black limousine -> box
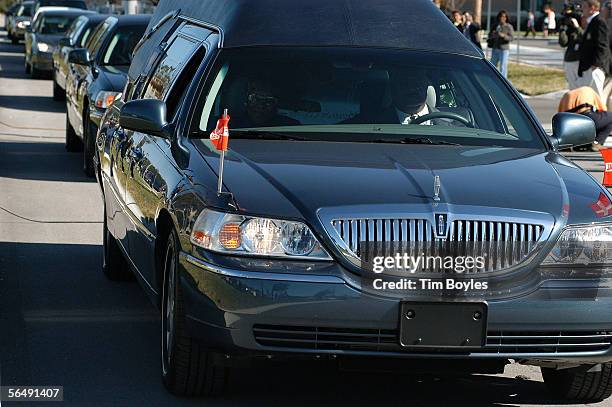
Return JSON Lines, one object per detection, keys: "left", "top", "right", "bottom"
{"left": 94, "top": 0, "right": 612, "bottom": 400}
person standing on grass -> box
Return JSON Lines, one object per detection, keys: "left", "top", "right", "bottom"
{"left": 525, "top": 11, "right": 537, "bottom": 37}
{"left": 559, "top": 3, "right": 584, "bottom": 89}
{"left": 463, "top": 12, "right": 482, "bottom": 49}
{"left": 577, "top": 0, "right": 610, "bottom": 101}
{"left": 488, "top": 10, "right": 514, "bottom": 77}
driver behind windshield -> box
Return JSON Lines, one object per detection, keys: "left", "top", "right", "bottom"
{"left": 231, "top": 78, "right": 300, "bottom": 128}
{"left": 344, "top": 67, "right": 447, "bottom": 125}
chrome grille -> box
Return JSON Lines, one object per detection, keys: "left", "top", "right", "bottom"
{"left": 330, "top": 218, "right": 544, "bottom": 272}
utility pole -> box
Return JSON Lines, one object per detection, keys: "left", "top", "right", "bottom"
{"left": 123, "top": 0, "right": 140, "bottom": 14}
{"left": 516, "top": 0, "right": 521, "bottom": 63}
{"left": 474, "top": 0, "right": 483, "bottom": 24}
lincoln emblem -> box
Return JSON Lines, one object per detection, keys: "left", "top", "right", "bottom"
{"left": 433, "top": 175, "right": 441, "bottom": 201}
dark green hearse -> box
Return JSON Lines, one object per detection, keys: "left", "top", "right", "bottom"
{"left": 94, "top": 0, "right": 612, "bottom": 400}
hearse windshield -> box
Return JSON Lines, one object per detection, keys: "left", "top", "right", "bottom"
{"left": 197, "top": 48, "right": 546, "bottom": 149}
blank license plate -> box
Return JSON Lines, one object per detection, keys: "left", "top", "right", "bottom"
{"left": 400, "top": 302, "right": 487, "bottom": 348}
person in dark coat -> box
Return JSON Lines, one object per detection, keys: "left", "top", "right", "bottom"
{"left": 463, "top": 12, "right": 482, "bottom": 49}
{"left": 559, "top": 3, "right": 584, "bottom": 89}
{"left": 577, "top": 0, "right": 610, "bottom": 100}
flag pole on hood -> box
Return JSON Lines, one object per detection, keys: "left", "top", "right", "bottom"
{"left": 209, "top": 109, "right": 230, "bottom": 195}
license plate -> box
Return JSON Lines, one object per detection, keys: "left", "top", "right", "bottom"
{"left": 399, "top": 302, "right": 487, "bottom": 348}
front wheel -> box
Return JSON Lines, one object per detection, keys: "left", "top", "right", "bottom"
{"left": 65, "top": 114, "right": 82, "bottom": 152}
{"left": 161, "top": 230, "right": 228, "bottom": 396}
{"left": 83, "top": 111, "right": 96, "bottom": 177}
{"left": 102, "top": 208, "right": 132, "bottom": 281}
{"left": 53, "top": 76, "right": 64, "bottom": 101}
{"left": 542, "top": 364, "right": 612, "bottom": 401}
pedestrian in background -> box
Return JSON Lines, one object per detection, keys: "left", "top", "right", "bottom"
{"left": 559, "top": 86, "right": 611, "bottom": 150}
{"left": 451, "top": 9, "right": 464, "bottom": 32}
{"left": 488, "top": 10, "right": 514, "bottom": 77}
{"left": 463, "top": 12, "right": 482, "bottom": 49}
{"left": 600, "top": 1, "right": 612, "bottom": 74}
{"left": 577, "top": 0, "right": 610, "bottom": 100}
{"left": 544, "top": 5, "right": 557, "bottom": 37}
{"left": 525, "top": 11, "right": 537, "bottom": 37}
{"left": 559, "top": 3, "right": 584, "bottom": 89}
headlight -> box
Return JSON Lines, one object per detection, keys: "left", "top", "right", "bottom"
{"left": 95, "top": 91, "right": 120, "bottom": 109}
{"left": 542, "top": 224, "right": 612, "bottom": 266}
{"left": 37, "top": 42, "right": 50, "bottom": 52}
{"left": 17, "top": 21, "right": 29, "bottom": 29}
{"left": 190, "top": 209, "right": 332, "bottom": 260}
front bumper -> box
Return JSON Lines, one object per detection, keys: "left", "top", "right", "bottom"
{"left": 31, "top": 53, "right": 54, "bottom": 72}
{"left": 179, "top": 252, "right": 612, "bottom": 366}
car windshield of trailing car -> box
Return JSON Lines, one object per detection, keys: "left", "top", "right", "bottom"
{"left": 18, "top": 4, "right": 33, "bottom": 17}
{"left": 100, "top": 25, "right": 146, "bottom": 66}
{"left": 38, "top": 15, "right": 78, "bottom": 35}
{"left": 40, "top": 1, "right": 86, "bottom": 9}
{"left": 196, "top": 48, "right": 546, "bottom": 149}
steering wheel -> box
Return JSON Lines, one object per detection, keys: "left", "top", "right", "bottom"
{"left": 410, "top": 111, "right": 472, "bottom": 127}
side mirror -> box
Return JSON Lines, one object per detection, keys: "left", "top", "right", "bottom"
{"left": 551, "top": 112, "right": 596, "bottom": 149}
{"left": 68, "top": 48, "right": 90, "bottom": 65}
{"left": 59, "top": 37, "right": 72, "bottom": 48}
{"left": 120, "top": 99, "right": 170, "bottom": 138}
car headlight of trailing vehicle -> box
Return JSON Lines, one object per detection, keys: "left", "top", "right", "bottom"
{"left": 37, "top": 42, "right": 50, "bottom": 52}
{"left": 542, "top": 224, "right": 612, "bottom": 266}
{"left": 17, "top": 21, "right": 30, "bottom": 29}
{"left": 190, "top": 208, "right": 332, "bottom": 260}
{"left": 95, "top": 91, "right": 120, "bottom": 109}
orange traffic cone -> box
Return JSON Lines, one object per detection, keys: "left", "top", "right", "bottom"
{"left": 602, "top": 148, "right": 612, "bottom": 187}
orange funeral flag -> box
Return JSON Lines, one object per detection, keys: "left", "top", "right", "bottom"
{"left": 210, "top": 113, "right": 230, "bottom": 151}
{"left": 601, "top": 148, "right": 612, "bottom": 187}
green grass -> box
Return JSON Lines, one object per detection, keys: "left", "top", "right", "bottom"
{"left": 507, "top": 62, "right": 567, "bottom": 96}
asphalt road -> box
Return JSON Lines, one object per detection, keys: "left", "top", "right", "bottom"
{"left": 0, "top": 21, "right": 608, "bottom": 407}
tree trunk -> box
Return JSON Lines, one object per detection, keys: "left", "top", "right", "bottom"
{"left": 474, "top": 0, "right": 483, "bottom": 24}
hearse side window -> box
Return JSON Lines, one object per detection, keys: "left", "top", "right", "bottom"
{"left": 194, "top": 47, "right": 545, "bottom": 149}
{"left": 164, "top": 46, "right": 207, "bottom": 121}
{"left": 86, "top": 22, "right": 110, "bottom": 58}
{"left": 142, "top": 36, "right": 199, "bottom": 101}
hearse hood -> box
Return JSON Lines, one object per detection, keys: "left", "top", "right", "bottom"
{"left": 194, "top": 140, "right": 609, "bottom": 228}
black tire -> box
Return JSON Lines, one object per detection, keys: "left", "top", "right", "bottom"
{"left": 53, "top": 78, "right": 64, "bottom": 101}
{"left": 161, "top": 229, "right": 228, "bottom": 397}
{"left": 11, "top": 36, "right": 19, "bottom": 45}
{"left": 83, "top": 110, "right": 96, "bottom": 177}
{"left": 102, "top": 208, "right": 132, "bottom": 281}
{"left": 542, "top": 364, "right": 612, "bottom": 402}
{"left": 31, "top": 66, "right": 44, "bottom": 79}
{"left": 65, "top": 114, "right": 82, "bottom": 152}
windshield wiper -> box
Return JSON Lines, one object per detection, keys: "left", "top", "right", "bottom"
{"left": 371, "top": 137, "right": 462, "bottom": 146}
{"left": 231, "top": 130, "right": 311, "bottom": 141}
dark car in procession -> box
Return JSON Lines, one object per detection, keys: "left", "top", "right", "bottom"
{"left": 33, "top": 0, "right": 87, "bottom": 12}
{"left": 24, "top": 7, "right": 93, "bottom": 78}
{"left": 52, "top": 13, "right": 107, "bottom": 100}
{"left": 7, "top": 1, "right": 33, "bottom": 44}
{"left": 65, "top": 14, "right": 150, "bottom": 176}
{"left": 96, "top": 0, "right": 612, "bottom": 401}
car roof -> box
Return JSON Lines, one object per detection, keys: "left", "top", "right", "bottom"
{"left": 148, "top": 0, "right": 481, "bottom": 57}
{"left": 111, "top": 14, "right": 152, "bottom": 26}
{"left": 34, "top": 6, "right": 93, "bottom": 21}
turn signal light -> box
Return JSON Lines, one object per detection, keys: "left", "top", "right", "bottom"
{"left": 219, "top": 222, "right": 241, "bottom": 250}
